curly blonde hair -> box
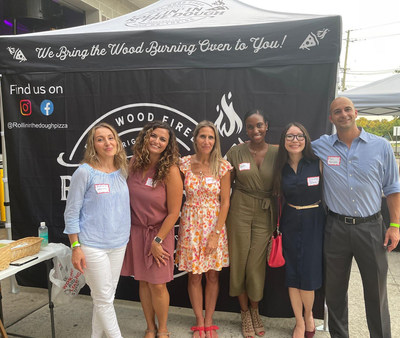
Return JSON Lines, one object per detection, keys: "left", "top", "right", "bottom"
{"left": 82, "top": 122, "right": 128, "bottom": 177}
{"left": 193, "top": 120, "right": 223, "bottom": 178}
{"left": 131, "top": 121, "right": 180, "bottom": 186}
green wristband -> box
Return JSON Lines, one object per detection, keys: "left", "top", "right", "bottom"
{"left": 389, "top": 223, "right": 400, "bottom": 228}
{"left": 71, "top": 240, "right": 80, "bottom": 248}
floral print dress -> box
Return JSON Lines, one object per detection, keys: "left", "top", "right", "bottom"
{"left": 175, "top": 155, "right": 232, "bottom": 274}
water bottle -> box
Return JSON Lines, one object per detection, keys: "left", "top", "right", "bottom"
{"left": 38, "top": 222, "right": 48, "bottom": 247}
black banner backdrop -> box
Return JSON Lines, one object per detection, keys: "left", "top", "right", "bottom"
{"left": 0, "top": 0, "right": 341, "bottom": 319}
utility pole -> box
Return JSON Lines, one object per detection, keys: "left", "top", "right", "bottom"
{"left": 341, "top": 30, "right": 351, "bottom": 91}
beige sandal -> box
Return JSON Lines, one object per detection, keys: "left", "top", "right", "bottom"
{"left": 156, "top": 331, "right": 170, "bottom": 337}
{"left": 250, "top": 307, "right": 265, "bottom": 337}
{"left": 145, "top": 328, "right": 157, "bottom": 338}
{"left": 241, "top": 310, "right": 255, "bottom": 338}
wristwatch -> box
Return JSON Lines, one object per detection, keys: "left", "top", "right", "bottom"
{"left": 214, "top": 229, "right": 221, "bottom": 235}
{"left": 154, "top": 236, "right": 163, "bottom": 244}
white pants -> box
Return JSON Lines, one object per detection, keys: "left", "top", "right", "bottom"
{"left": 81, "top": 244, "right": 126, "bottom": 338}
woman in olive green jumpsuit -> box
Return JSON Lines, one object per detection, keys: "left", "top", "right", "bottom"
{"left": 226, "top": 109, "right": 278, "bottom": 338}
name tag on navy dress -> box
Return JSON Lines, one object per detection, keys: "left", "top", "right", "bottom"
{"left": 307, "top": 176, "right": 320, "bottom": 186}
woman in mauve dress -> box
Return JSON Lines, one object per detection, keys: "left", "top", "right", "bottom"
{"left": 121, "top": 121, "right": 183, "bottom": 338}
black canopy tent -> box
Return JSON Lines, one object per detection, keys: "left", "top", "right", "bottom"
{"left": 0, "top": 0, "right": 341, "bottom": 317}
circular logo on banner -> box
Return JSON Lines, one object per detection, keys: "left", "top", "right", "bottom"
{"left": 125, "top": 0, "right": 229, "bottom": 27}
{"left": 40, "top": 99, "right": 54, "bottom": 116}
{"left": 57, "top": 103, "right": 198, "bottom": 168}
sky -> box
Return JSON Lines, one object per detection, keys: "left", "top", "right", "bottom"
{"left": 240, "top": 0, "right": 400, "bottom": 91}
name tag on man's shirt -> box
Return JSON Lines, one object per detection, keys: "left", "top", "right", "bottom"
{"left": 95, "top": 184, "right": 110, "bottom": 194}
{"left": 327, "top": 156, "right": 341, "bottom": 166}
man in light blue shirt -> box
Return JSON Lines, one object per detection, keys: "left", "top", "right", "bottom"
{"left": 312, "top": 97, "right": 400, "bottom": 338}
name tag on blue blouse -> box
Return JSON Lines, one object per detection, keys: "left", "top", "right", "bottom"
{"left": 327, "top": 156, "right": 341, "bottom": 166}
{"left": 145, "top": 178, "right": 154, "bottom": 187}
{"left": 307, "top": 176, "right": 320, "bottom": 186}
{"left": 239, "top": 162, "right": 250, "bottom": 171}
{"left": 95, "top": 184, "right": 110, "bottom": 194}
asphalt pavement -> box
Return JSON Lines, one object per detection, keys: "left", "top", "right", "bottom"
{"left": 0, "top": 249, "right": 399, "bottom": 337}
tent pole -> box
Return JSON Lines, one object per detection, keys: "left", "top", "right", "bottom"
{"left": 0, "top": 75, "right": 12, "bottom": 240}
{"left": 0, "top": 75, "right": 20, "bottom": 294}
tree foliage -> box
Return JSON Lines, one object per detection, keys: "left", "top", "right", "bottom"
{"left": 357, "top": 117, "right": 400, "bottom": 140}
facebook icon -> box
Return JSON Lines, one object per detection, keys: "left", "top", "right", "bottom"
{"left": 40, "top": 99, "right": 54, "bottom": 116}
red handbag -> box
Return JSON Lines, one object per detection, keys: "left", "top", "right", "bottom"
{"left": 267, "top": 197, "right": 285, "bottom": 268}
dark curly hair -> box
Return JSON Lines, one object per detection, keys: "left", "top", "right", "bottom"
{"left": 131, "top": 121, "right": 180, "bottom": 186}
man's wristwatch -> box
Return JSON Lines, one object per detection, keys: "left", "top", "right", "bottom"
{"left": 154, "top": 236, "right": 163, "bottom": 244}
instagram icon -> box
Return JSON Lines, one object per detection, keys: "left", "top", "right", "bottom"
{"left": 20, "top": 99, "right": 32, "bottom": 116}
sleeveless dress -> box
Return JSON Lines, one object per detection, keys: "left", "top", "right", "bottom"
{"left": 121, "top": 167, "right": 174, "bottom": 284}
{"left": 175, "top": 155, "right": 232, "bottom": 274}
{"left": 281, "top": 158, "right": 325, "bottom": 290}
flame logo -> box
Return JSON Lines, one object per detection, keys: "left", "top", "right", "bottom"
{"left": 214, "top": 92, "right": 242, "bottom": 137}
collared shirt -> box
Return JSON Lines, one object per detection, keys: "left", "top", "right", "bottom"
{"left": 312, "top": 128, "right": 400, "bottom": 217}
{"left": 64, "top": 163, "right": 130, "bottom": 249}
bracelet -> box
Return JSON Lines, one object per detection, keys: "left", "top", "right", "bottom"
{"left": 71, "top": 240, "right": 81, "bottom": 248}
{"left": 214, "top": 229, "right": 221, "bottom": 235}
{"left": 390, "top": 223, "right": 400, "bottom": 228}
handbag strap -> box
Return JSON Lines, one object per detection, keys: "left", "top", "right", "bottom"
{"left": 276, "top": 196, "right": 282, "bottom": 233}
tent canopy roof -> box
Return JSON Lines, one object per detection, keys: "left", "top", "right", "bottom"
{"left": 3, "top": 0, "right": 332, "bottom": 36}
{"left": 340, "top": 74, "right": 400, "bottom": 116}
{"left": 0, "top": 0, "right": 341, "bottom": 73}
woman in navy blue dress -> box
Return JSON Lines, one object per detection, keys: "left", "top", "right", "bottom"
{"left": 273, "top": 122, "right": 325, "bottom": 338}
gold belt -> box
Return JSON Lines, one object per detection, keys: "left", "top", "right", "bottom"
{"left": 287, "top": 200, "right": 321, "bottom": 210}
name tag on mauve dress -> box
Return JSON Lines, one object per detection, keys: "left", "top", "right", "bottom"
{"left": 145, "top": 178, "right": 154, "bottom": 187}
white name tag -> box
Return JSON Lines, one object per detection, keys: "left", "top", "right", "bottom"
{"left": 206, "top": 177, "right": 216, "bottom": 184}
{"left": 95, "top": 184, "right": 110, "bottom": 194}
{"left": 327, "top": 156, "right": 341, "bottom": 166}
{"left": 239, "top": 162, "right": 250, "bottom": 171}
{"left": 145, "top": 178, "right": 154, "bottom": 187}
{"left": 307, "top": 176, "right": 320, "bottom": 186}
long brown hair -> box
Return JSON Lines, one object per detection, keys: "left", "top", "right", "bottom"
{"left": 193, "top": 120, "right": 223, "bottom": 178}
{"left": 82, "top": 122, "right": 128, "bottom": 177}
{"left": 131, "top": 121, "right": 179, "bottom": 186}
{"left": 272, "top": 122, "right": 318, "bottom": 195}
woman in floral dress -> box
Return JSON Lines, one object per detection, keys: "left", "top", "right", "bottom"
{"left": 176, "top": 120, "right": 232, "bottom": 338}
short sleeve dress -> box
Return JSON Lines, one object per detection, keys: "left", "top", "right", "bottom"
{"left": 175, "top": 155, "right": 232, "bottom": 274}
{"left": 281, "top": 158, "right": 325, "bottom": 291}
{"left": 121, "top": 166, "right": 175, "bottom": 284}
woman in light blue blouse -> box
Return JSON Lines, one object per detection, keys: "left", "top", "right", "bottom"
{"left": 64, "top": 122, "right": 130, "bottom": 338}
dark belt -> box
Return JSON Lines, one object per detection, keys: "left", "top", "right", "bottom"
{"left": 328, "top": 210, "right": 381, "bottom": 225}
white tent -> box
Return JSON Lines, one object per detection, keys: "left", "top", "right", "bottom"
{"left": 339, "top": 74, "right": 400, "bottom": 116}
